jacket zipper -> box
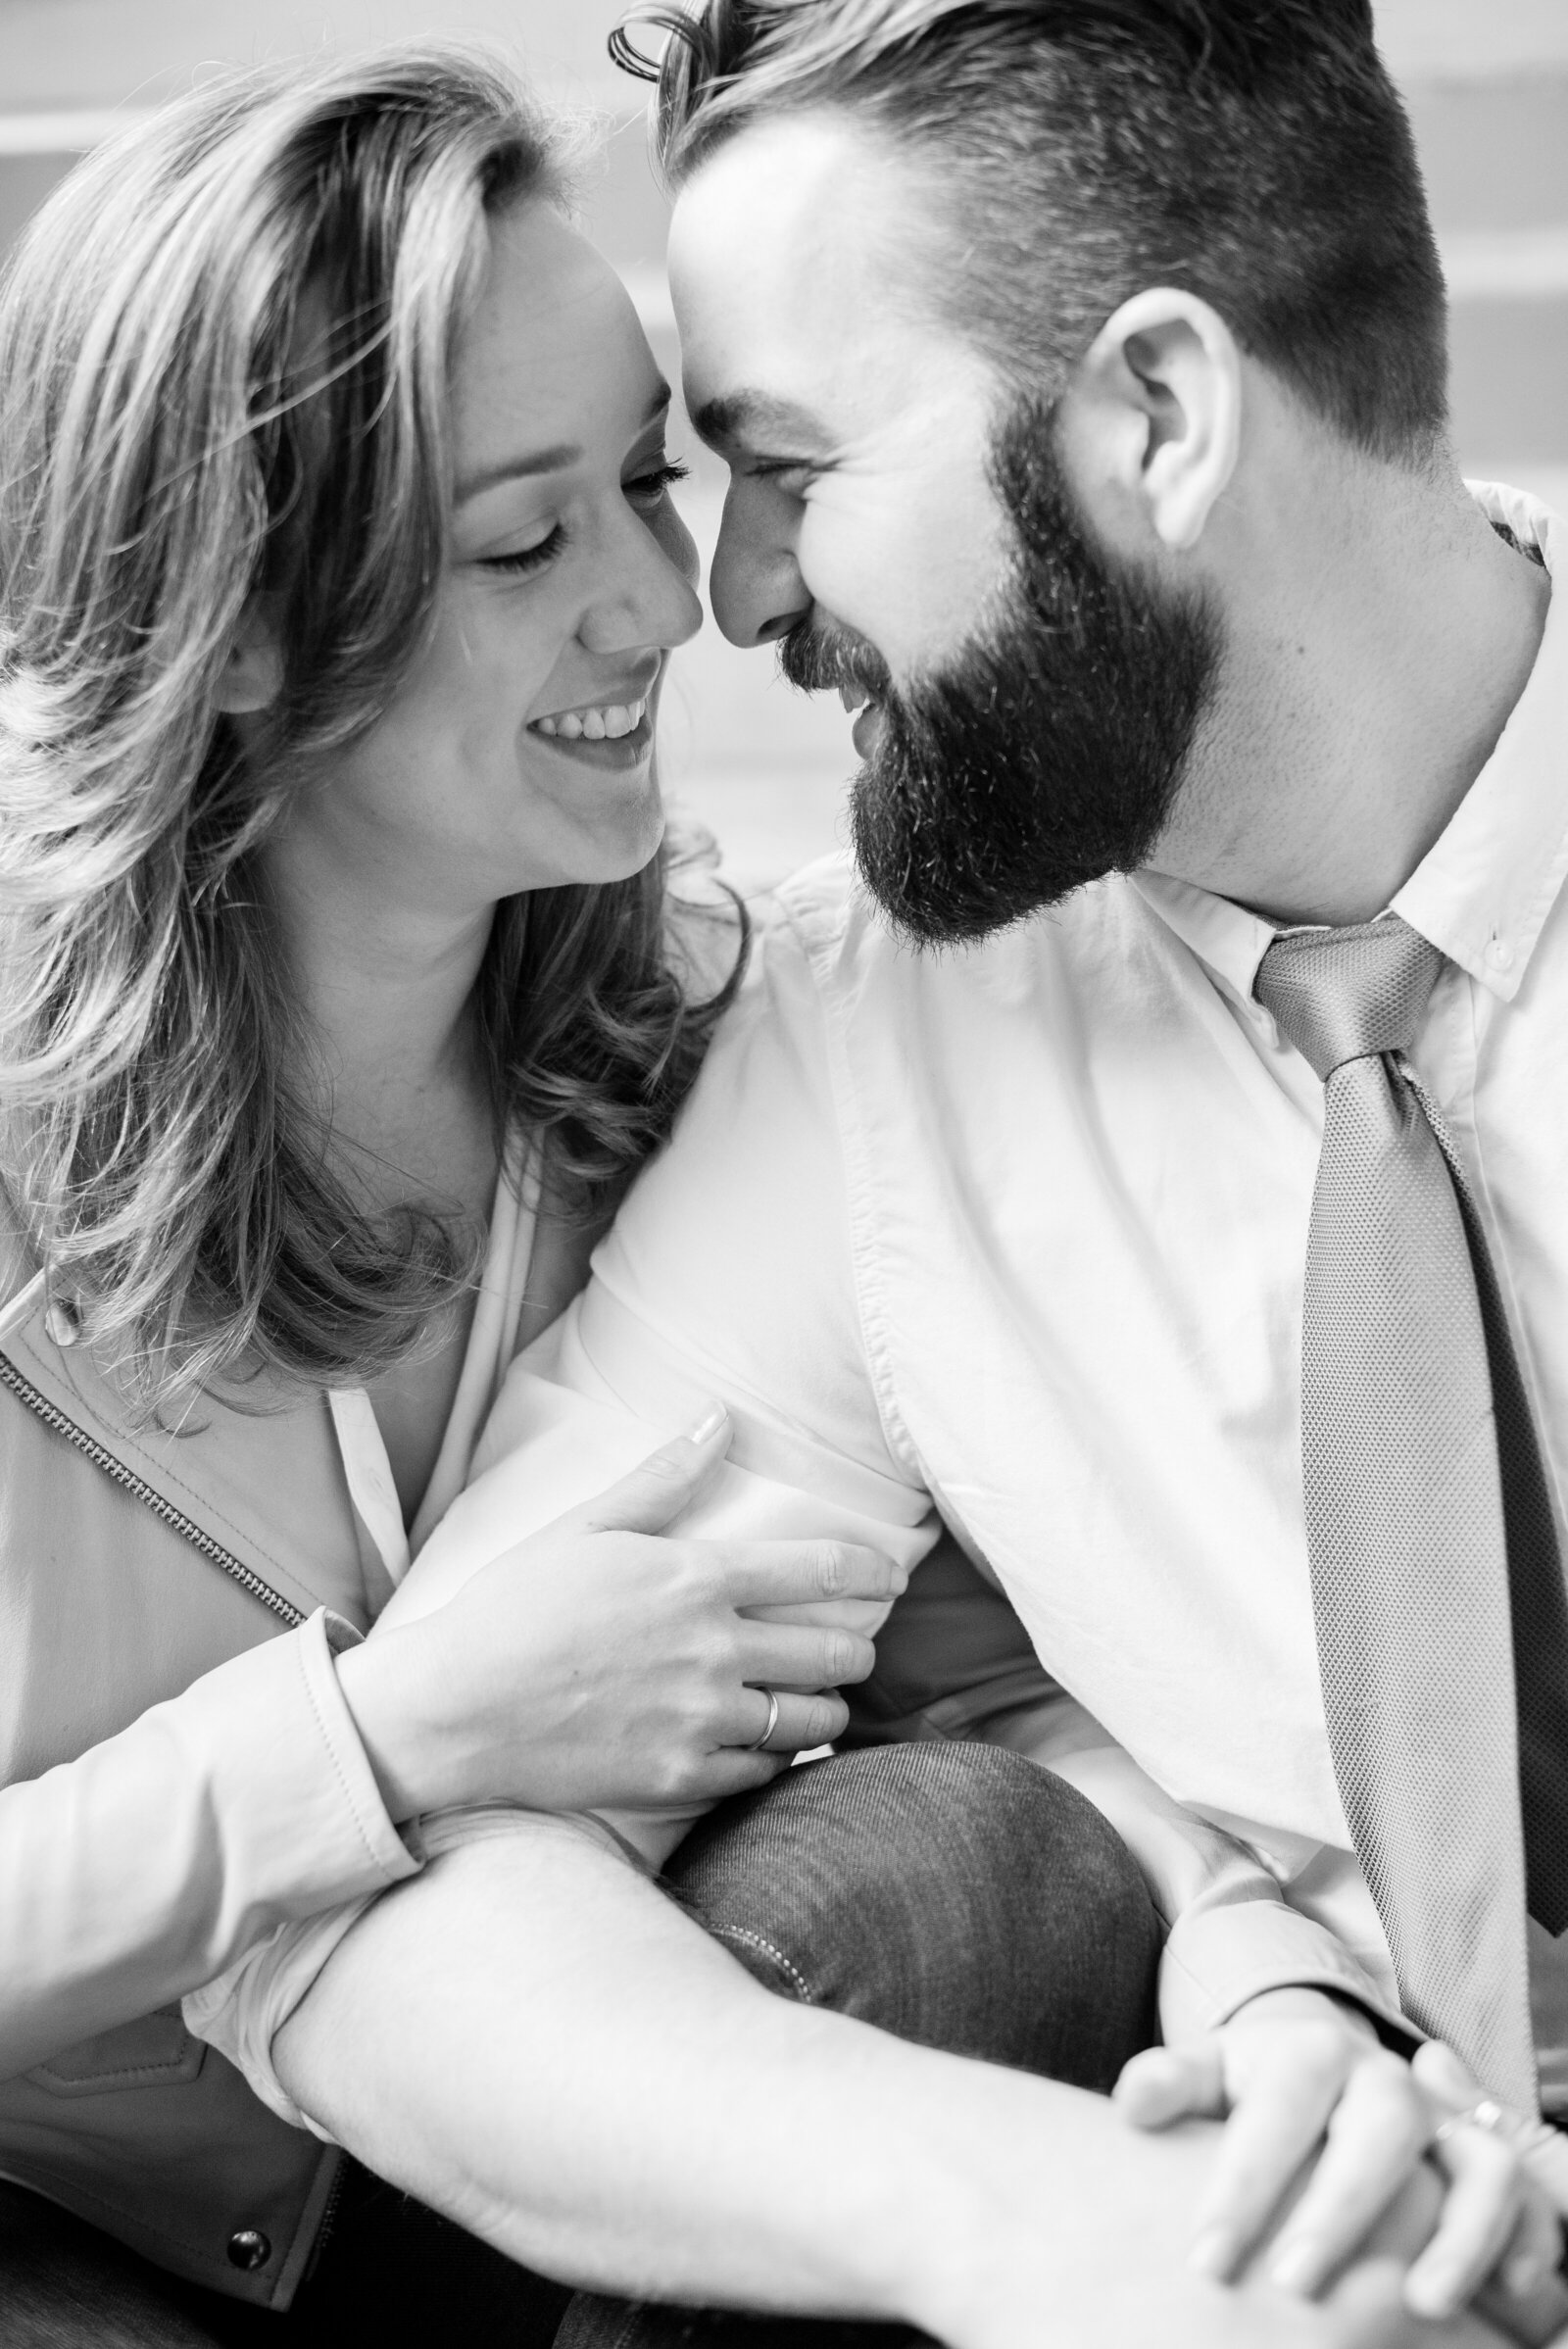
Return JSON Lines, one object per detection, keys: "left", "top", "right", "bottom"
{"left": 0, "top": 1350, "right": 304, "bottom": 1626}
{"left": 307, "top": 2152, "right": 352, "bottom": 2275}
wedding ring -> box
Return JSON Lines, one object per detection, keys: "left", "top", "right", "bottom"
{"left": 1434, "top": 2096, "right": 1528, "bottom": 2146}
{"left": 747, "top": 1688, "right": 781, "bottom": 1752}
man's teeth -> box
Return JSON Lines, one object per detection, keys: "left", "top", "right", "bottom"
{"left": 838, "top": 684, "right": 874, "bottom": 714}
{"left": 535, "top": 697, "right": 647, "bottom": 742}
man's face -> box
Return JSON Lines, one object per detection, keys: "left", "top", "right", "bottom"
{"left": 668, "top": 112, "right": 1220, "bottom": 942}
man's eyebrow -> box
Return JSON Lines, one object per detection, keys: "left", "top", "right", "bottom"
{"left": 691, "top": 389, "right": 829, "bottom": 455}
{"left": 456, "top": 385, "right": 672, "bottom": 503}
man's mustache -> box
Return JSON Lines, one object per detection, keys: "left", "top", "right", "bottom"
{"left": 779, "top": 615, "right": 893, "bottom": 707}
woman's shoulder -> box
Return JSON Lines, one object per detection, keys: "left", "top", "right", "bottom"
{"left": 664, "top": 867, "right": 752, "bottom": 1005}
{"left": 0, "top": 1180, "right": 39, "bottom": 1312}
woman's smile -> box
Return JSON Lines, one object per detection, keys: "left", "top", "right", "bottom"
{"left": 530, "top": 682, "right": 656, "bottom": 769}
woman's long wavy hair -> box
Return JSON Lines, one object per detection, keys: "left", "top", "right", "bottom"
{"left": 0, "top": 45, "right": 741, "bottom": 1410}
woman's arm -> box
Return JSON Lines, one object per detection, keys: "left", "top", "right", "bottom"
{"left": 0, "top": 1611, "right": 416, "bottom": 2080}
{"left": 6, "top": 1416, "right": 900, "bottom": 2082}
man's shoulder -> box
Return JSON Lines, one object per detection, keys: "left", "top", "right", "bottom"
{"left": 765, "top": 852, "right": 1161, "bottom": 1009}
{"left": 771, "top": 849, "right": 862, "bottom": 944}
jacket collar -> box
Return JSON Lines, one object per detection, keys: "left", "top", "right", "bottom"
{"left": 0, "top": 1266, "right": 375, "bottom": 1630}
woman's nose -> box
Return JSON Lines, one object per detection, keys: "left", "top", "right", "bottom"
{"left": 580, "top": 503, "right": 705, "bottom": 658}
{"left": 708, "top": 477, "right": 810, "bottom": 650}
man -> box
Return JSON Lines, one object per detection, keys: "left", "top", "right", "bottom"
{"left": 220, "top": 2, "right": 1568, "bottom": 2340}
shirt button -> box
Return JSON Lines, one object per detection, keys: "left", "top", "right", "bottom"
{"left": 1487, "top": 937, "right": 1515, "bottom": 972}
{"left": 226, "top": 2228, "right": 271, "bottom": 2272}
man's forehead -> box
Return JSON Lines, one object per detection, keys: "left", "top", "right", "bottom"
{"left": 669, "top": 111, "right": 910, "bottom": 293}
{"left": 668, "top": 113, "right": 990, "bottom": 448}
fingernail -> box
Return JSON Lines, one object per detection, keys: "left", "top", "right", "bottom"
{"left": 684, "top": 1401, "right": 727, "bottom": 1444}
{"left": 1268, "top": 2241, "right": 1321, "bottom": 2295}
{"left": 1188, "top": 2229, "right": 1235, "bottom": 2281}
{"left": 1404, "top": 2271, "right": 1459, "bottom": 2321}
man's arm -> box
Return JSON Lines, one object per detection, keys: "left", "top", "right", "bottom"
{"left": 447, "top": 903, "right": 1553, "bottom": 2326}
{"left": 246, "top": 905, "right": 1544, "bottom": 2336}
{"left": 848, "top": 1543, "right": 1565, "bottom": 2327}
{"left": 270, "top": 1809, "right": 1491, "bottom": 2349}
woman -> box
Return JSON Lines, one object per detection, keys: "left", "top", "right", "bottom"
{"left": 0, "top": 46, "right": 1155, "bottom": 2349}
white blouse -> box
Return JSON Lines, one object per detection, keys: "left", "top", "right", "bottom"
{"left": 326, "top": 1148, "right": 541, "bottom": 1591}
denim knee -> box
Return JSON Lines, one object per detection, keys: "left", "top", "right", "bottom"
{"left": 664, "top": 1741, "right": 1160, "bottom": 2092}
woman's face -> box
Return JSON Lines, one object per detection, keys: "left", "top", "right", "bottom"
{"left": 281, "top": 199, "right": 702, "bottom": 914}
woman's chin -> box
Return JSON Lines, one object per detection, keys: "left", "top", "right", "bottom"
{"left": 507, "top": 796, "right": 667, "bottom": 894}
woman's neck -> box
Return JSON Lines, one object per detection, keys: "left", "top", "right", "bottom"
{"left": 261, "top": 823, "right": 500, "bottom": 1220}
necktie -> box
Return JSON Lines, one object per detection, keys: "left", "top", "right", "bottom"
{"left": 1256, "top": 915, "right": 1568, "bottom": 2095}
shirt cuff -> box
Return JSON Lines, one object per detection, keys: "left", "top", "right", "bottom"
{"left": 180, "top": 1611, "right": 422, "bottom": 2136}
{"left": 1159, "top": 1897, "right": 1415, "bottom": 2049}
{"left": 188, "top": 1606, "right": 421, "bottom": 1936}
{"left": 309, "top": 1609, "right": 422, "bottom": 1886}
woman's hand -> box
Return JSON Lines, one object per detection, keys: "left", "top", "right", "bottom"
{"left": 1114, "top": 1988, "right": 1562, "bottom": 2325}
{"left": 334, "top": 1405, "right": 904, "bottom": 1822}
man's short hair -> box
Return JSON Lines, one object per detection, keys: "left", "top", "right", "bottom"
{"left": 618, "top": 1, "right": 1448, "bottom": 465}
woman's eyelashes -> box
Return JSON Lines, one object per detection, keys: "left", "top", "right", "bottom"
{"left": 625, "top": 457, "right": 690, "bottom": 510}
{"left": 479, "top": 459, "right": 691, "bottom": 577}
{"left": 482, "top": 524, "right": 566, "bottom": 577}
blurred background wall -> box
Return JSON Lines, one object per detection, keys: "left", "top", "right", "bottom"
{"left": 0, "top": 0, "right": 1562, "bottom": 891}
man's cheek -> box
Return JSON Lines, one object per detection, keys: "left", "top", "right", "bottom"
{"left": 806, "top": 490, "right": 1002, "bottom": 676}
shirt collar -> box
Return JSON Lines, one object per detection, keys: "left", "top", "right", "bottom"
{"left": 1134, "top": 481, "right": 1568, "bottom": 1006}
{"left": 1130, "top": 869, "right": 1276, "bottom": 1003}
{"left": 1390, "top": 482, "right": 1568, "bottom": 1001}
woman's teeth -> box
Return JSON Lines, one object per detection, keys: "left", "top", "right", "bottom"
{"left": 535, "top": 697, "right": 648, "bottom": 742}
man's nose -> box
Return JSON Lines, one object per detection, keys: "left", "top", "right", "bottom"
{"left": 708, "top": 478, "right": 811, "bottom": 650}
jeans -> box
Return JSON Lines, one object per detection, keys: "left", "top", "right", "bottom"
{"left": 0, "top": 1743, "right": 1159, "bottom": 2348}
{"left": 558, "top": 1742, "right": 1160, "bottom": 2349}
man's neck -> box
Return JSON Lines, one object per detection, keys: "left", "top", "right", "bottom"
{"left": 1148, "top": 468, "right": 1552, "bottom": 929}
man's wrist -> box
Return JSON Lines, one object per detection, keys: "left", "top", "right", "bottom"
{"left": 1228, "top": 1983, "right": 1381, "bottom": 2040}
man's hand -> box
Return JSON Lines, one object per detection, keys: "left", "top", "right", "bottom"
{"left": 1114, "top": 1987, "right": 1561, "bottom": 2323}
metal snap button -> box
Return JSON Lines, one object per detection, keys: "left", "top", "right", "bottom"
{"left": 226, "top": 2228, "right": 271, "bottom": 2272}
{"left": 43, "top": 1297, "right": 81, "bottom": 1346}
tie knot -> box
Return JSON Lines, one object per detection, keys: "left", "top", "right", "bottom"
{"left": 1254, "top": 916, "right": 1444, "bottom": 1081}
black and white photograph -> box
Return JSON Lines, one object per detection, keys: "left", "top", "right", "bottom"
{"left": 1, "top": 3, "right": 1566, "bottom": 2344}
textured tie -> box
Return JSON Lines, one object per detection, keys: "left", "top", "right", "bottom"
{"left": 1256, "top": 915, "right": 1568, "bottom": 2095}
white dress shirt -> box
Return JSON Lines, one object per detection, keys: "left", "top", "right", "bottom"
{"left": 527, "top": 481, "right": 1568, "bottom": 2111}
{"left": 193, "top": 483, "right": 1568, "bottom": 2129}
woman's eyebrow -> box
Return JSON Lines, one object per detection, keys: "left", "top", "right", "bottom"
{"left": 456, "top": 387, "right": 672, "bottom": 504}
{"left": 455, "top": 444, "right": 582, "bottom": 501}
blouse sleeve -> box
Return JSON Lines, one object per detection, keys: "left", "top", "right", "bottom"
{"left": 0, "top": 1608, "right": 417, "bottom": 2081}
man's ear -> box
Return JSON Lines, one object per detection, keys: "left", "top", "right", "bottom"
{"left": 214, "top": 596, "right": 284, "bottom": 714}
{"left": 1059, "top": 288, "right": 1242, "bottom": 555}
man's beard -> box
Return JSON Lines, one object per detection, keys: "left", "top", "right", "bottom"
{"left": 782, "top": 399, "right": 1222, "bottom": 947}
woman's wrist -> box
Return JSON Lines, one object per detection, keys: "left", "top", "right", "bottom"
{"left": 333, "top": 1629, "right": 449, "bottom": 1825}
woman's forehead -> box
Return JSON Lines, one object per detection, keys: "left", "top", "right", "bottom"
{"left": 452, "top": 203, "right": 663, "bottom": 474}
